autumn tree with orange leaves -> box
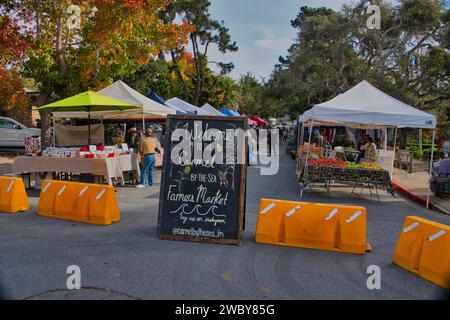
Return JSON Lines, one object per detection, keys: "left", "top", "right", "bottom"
{"left": 0, "top": 0, "right": 192, "bottom": 146}
{"left": 0, "top": 15, "right": 32, "bottom": 120}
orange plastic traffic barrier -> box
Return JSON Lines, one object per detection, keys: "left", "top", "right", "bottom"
{"left": 393, "top": 216, "right": 450, "bottom": 290}
{"left": 0, "top": 176, "right": 29, "bottom": 213}
{"left": 38, "top": 180, "right": 120, "bottom": 225}
{"left": 255, "top": 198, "right": 371, "bottom": 254}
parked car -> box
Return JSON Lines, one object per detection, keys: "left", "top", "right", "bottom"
{"left": 430, "top": 160, "right": 450, "bottom": 197}
{"left": 0, "top": 117, "right": 40, "bottom": 148}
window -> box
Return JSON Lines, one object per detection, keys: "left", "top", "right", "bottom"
{"left": 0, "top": 119, "right": 17, "bottom": 129}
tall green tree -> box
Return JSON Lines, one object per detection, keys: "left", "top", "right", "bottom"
{"left": 261, "top": 1, "right": 449, "bottom": 141}
{"left": 238, "top": 73, "right": 263, "bottom": 116}
{"left": 124, "top": 57, "right": 240, "bottom": 109}
{"left": 160, "top": 0, "right": 238, "bottom": 105}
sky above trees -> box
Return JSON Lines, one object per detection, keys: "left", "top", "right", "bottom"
{"left": 208, "top": 0, "right": 449, "bottom": 80}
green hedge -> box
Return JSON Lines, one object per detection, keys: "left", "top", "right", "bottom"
{"left": 407, "top": 144, "right": 437, "bottom": 159}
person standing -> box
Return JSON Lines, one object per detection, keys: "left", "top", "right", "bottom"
{"left": 267, "top": 127, "right": 272, "bottom": 156}
{"left": 312, "top": 130, "right": 324, "bottom": 147}
{"left": 283, "top": 126, "right": 289, "bottom": 143}
{"left": 125, "top": 127, "right": 140, "bottom": 151}
{"left": 136, "top": 129, "right": 159, "bottom": 188}
{"left": 152, "top": 126, "right": 164, "bottom": 149}
{"left": 125, "top": 127, "right": 140, "bottom": 184}
{"left": 361, "top": 136, "right": 377, "bottom": 163}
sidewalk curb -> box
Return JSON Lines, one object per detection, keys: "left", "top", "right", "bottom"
{"left": 392, "top": 180, "right": 449, "bottom": 215}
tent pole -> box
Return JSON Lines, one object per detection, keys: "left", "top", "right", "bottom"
{"left": 299, "top": 121, "right": 305, "bottom": 146}
{"left": 307, "top": 121, "right": 314, "bottom": 145}
{"left": 304, "top": 120, "right": 314, "bottom": 176}
{"left": 419, "top": 129, "right": 423, "bottom": 154}
{"left": 426, "top": 129, "right": 436, "bottom": 209}
{"left": 51, "top": 113, "right": 56, "bottom": 147}
{"left": 142, "top": 108, "right": 145, "bottom": 132}
{"left": 296, "top": 120, "right": 304, "bottom": 174}
{"left": 390, "top": 126, "right": 397, "bottom": 179}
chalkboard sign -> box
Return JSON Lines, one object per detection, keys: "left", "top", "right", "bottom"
{"left": 157, "top": 115, "right": 248, "bottom": 245}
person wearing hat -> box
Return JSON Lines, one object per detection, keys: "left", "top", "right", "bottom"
{"left": 126, "top": 127, "right": 140, "bottom": 151}
{"left": 312, "top": 130, "right": 324, "bottom": 147}
{"left": 136, "top": 128, "right": 160, "bottom": 188}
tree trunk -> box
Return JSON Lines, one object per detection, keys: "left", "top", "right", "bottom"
{"left": 403, "top": 53, "right": 410, "bottom": 93}
{"left": 38, "top": 1, "right": 66, "bottom": 149}
{"left": 191, "top": 34, "right": 203, "bottom": 106}
{"left": 35, "top": 1, "right": 41, "bottom": 40}
{"left": 36, "top": 93, "right": 52, "bottom": 149}
{"left": 55, "top": 0, "right": 68, "bottom": 75}
{"left": 39, "top": 111, "right": 52, "bottom": 148}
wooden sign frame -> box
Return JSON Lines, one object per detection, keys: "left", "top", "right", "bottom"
{"left": 157, "top": 114, "right": 248, "bottom": 245}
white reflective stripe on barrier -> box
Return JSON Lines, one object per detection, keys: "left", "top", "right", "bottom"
{"left": 6, "top": 180, "right": 14, "bottom": 193}
{"left": 325, "top": 208, "right": 338, "bottom": 221}
{"left": 96, "top": 188, "right": 106, "bottom": 200}
{"left": 403, "top": 222, "right": 420, "bottom": 233}
{"left": 428, "top": 230, "right": 446, "bottom": 242}
{"left": 57, "top": 185, "right": 67, "bottom": 197}
{"left": 346, "top": 210, "right": 362, "bottom": 223}
{"left": 79, "top": 186, "right": 89, "bottom": 197}
{"left": 286, "top": 205, "right": 301, "bottom": 217}
{"left": 42, "top": 182, "right": 51, "bottom": 193}
{"left": 260, "top": 202, "right": 276, "bottom": 215}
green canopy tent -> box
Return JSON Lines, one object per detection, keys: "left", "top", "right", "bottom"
{"left": 38, "top": 91, "right": 138, "bottom": 145}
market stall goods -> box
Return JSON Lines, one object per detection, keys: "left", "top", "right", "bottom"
{"left": 308, "top": 158, "right": 346, "bottom": 168}
{"left": 301, "top": 164, "right": 393, "bottom": 196}
{"left": 297, "top": 80, "right": 437, "bottom": 207}
{"left": 298, "top": 145, "right": 322, "bottom": 155}
{"left": 300, "top": 151, "right": 394, "bottom": 198}
{"left": 43, "top": 145, "right": 129, "bottom": 159}
{"left": 24, "top": 137, "right": 41, "bottom": 156}
{"left": 13, "top": 154, "right": 140, "bottom": 186}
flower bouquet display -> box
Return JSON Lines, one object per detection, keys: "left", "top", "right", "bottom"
{"left": 24, "top": 136, "right": 42, "bottom": 156}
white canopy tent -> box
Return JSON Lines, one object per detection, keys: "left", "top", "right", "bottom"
{"left": 299, "top": 80, "right": 437, "bottom": 208}
{"left": 302, "top": 81, "right": 436, "bottom": 129}
{"left": 53, "top": 80, "right": 176, "bottom": 128}
{"left": 200, "top": 103, "right": 225, "bottom": 116}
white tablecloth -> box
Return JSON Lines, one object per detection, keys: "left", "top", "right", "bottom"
{"left": 13, "top": 154, "right": 140, "bottom": 186}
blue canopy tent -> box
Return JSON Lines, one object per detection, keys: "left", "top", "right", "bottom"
{"left": 148, "top": 92, "right": 167, "bottom": 106}
{"left": 220, "top": 108, "right": 235, "bottom": 117}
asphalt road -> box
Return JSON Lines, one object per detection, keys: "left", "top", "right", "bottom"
{"left": 0, "top": 152, "right": 449, "bottom": 300}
